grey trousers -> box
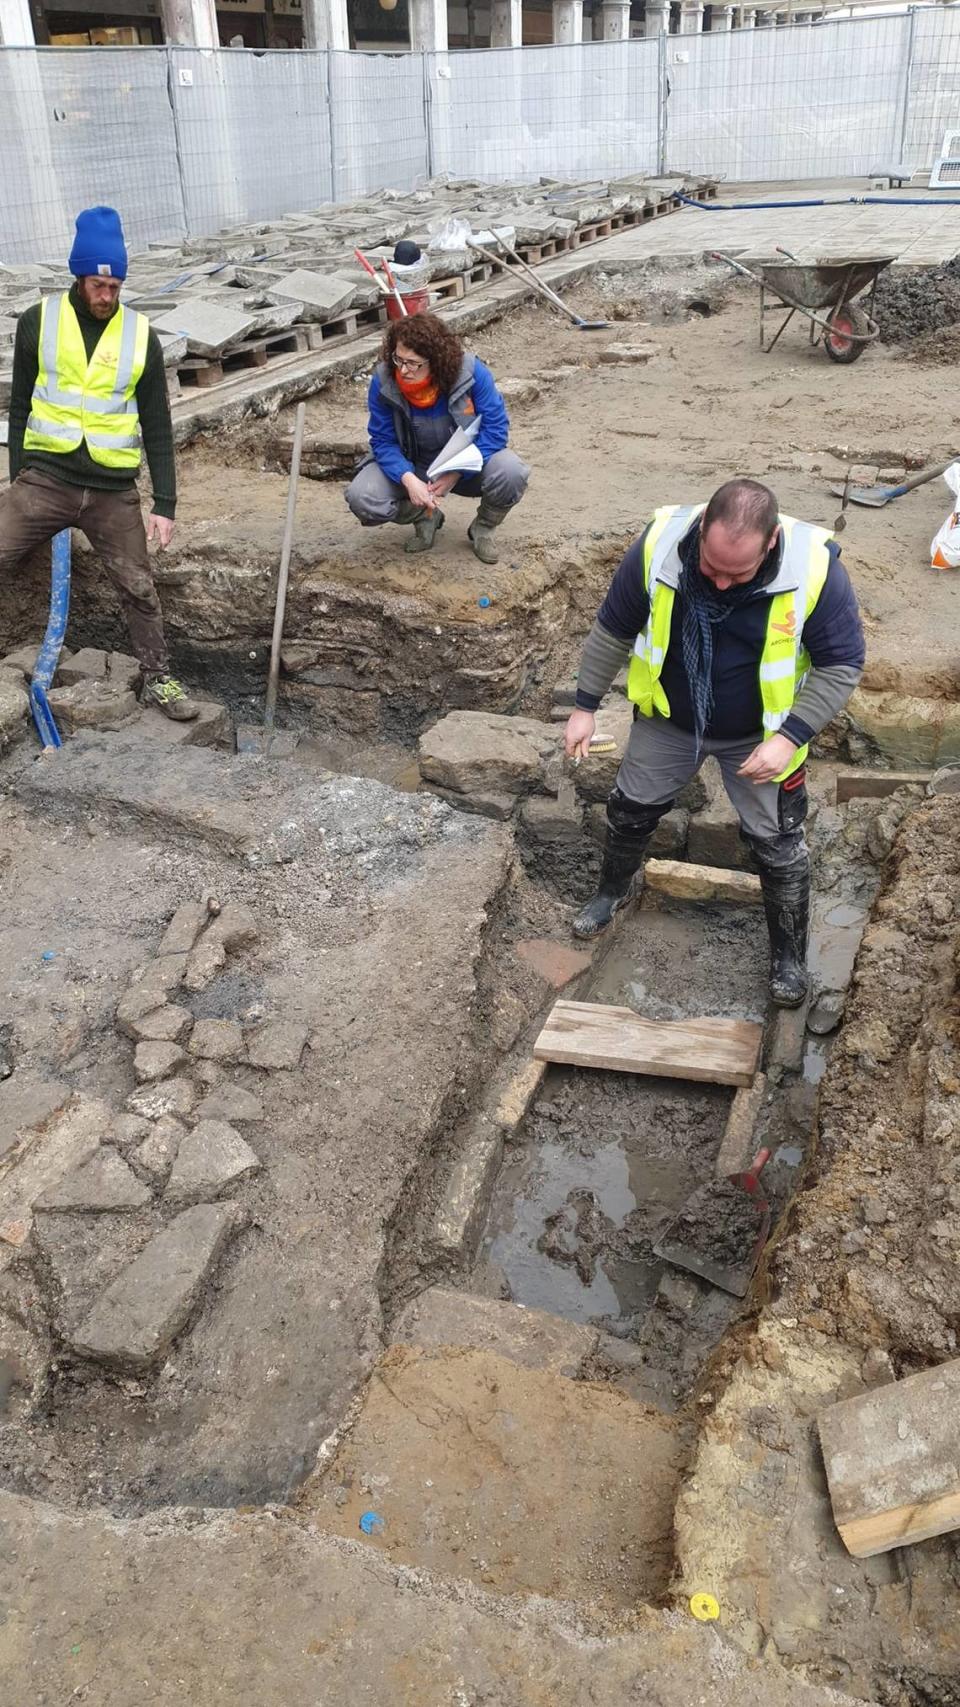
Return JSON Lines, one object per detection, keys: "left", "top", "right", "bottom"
{"left": 617, "top": 712, "right": 797, "bottom": 843}
{"left": 345, "top": 450, "right": 529, "bottom": 526}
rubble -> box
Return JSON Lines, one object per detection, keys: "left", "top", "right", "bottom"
{"left": 164, "top": 1120, "right": 261, "bottom": 1206}
{"left": 35, "top": 1150, "right": 152, "bottom": 1214}
{"left": 245, "top": 1021, "right": 309, "bottom": 1071}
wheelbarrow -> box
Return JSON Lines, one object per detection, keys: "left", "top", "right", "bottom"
{"left": 712, "top": 250, "right": 896, "bottom": 364}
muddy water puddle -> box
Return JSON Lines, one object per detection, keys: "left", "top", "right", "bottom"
{"left": 590, "top": 899, "right": 769, "bottom": 1023}
{"left": 480, "top": 1067, "right": 732, "bottom": 1330}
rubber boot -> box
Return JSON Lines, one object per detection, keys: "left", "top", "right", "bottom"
{"left": 572, "top": 832, "right": 649, "bottom": 939}
{"left": 467, "top": 501, "right": 509, "bottom": 566}
{"left": 404, "top": 507, "right": 445, "bottom": 554}
{"left": 756, "top": 855, "right": 811, "bottom": 1008}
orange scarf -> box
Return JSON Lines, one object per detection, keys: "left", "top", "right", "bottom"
{"left": 396, "top": 370, "right": 441, "bottom": 408}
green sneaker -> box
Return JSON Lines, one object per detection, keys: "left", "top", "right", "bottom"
{"left": 143, "top": 675, "right": 199, "bottom": 722}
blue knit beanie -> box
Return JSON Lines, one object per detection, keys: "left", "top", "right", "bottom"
{"left": 68, "top": 206, "right": 128, "bottom": 281}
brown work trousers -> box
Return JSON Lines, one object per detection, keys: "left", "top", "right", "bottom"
{"left": 0, "top": 466, "right": 169, "bottom": 675}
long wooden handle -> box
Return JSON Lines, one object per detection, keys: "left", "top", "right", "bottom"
{"left": 891, "top": 461, "right": 951, "bottom": 496}
{"left": 264, "top": 400, "right": 306, "bottom": 736}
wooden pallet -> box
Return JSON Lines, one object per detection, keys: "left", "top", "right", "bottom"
{"left": 175, "top": 325, "right": 310, "bottom": 389}
{"left": 302, "top": 301, "right": 388, "bottom": 351}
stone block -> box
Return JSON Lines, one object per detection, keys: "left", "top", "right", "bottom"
{"left": 599, "top": 344, "right": 659, "bottom": 364}
{"left": 106, "top": 651, "right": 142, "bottom": 690}
{"left": 188, "top": 1018, "right": 244, "bottom": 1063}
{"left": 391, "top": 1286, "right": 597, "bottom": 1377}
{"left": 425, "top": 784, "right": 516, "bottom": 821}
{"left": 109, "top": 1113, "right": 152, "bottom": 1153}
{"left": 245, "top": 1021, "right": 309, "bottom": 1071}
{"left": 164, "top": 1120, "right": 261, "bottom": 1206}
{"left": 429, "top": 1111, "right": 503, "bottom": 1263}
{"left": 418, "top": 710, "right": 557, "bottom": 799}
{"left": 131, "top": 1117, "right": 186, "bottom": 1187}
{"left": 68, "top": 1203, "right": 239, "bottom": 1371}
{"left": 126, "top": 955, "right": 188, "bottom": 1002}
{"left": 687, "top": 765, "right": 750, "bottom": 871}
{"left": 194, "top": 1085, "right": 263, "bottom": 1124}
{"left": 519, "top": 794, "right": 582, "bottom": 842}
{"left": 498, "top": 378, "right": 541, "bottom": 406}
{"left": 55, "top": 647, "right": 107, "bottom": 685}
{"left": 46, "top": 679, "right": 138, "bottom": 733}
{"left": 134, "top": 1042, "right": 188, "bottom": 1084}
{"left": 158, "top": 900, "right": 210, "bottom": 958}
{"left": 184, "top": 938, "right": 227, "bottom": 993}
{"left": 205, "top": 902, "right": 258, "bottom": 952}
{"left": 0, "top": 1096, "right": 111, "bottom": 1248}
{"left": 644, "top": 858, "right": 762, "bottom": 906}
{"left": 151, "top": 299, "right": 255, "bottom": 357}
{"left": 268, "top": 269, "right": 356, "bottom": 322}
{"left": 1, "top": 642, "right": 74, "bottom": 679}
{"left": 137, "top": 698, "right": 232, "bottom": 750}
{"left": 494, "top": 1058, "right": 546, "bottom": 1131}
{"left": 35, "top": 1149, "right": 152, "bottom": 1214}
{"left": 714, "top": 1072, "right": 768, "bottom": 1177}
{"left": 571, "top": 699, "right": 634, "bottom": 804}
{"left": 846, "top": 689, "right": 941, "bottom": 768}
{"left": 0, "top": 677, "right": 29, "bottom": 746}
{"left": 127, "top": 1076, "right": 196, "bottom": 1122}
{"left": 128, "top": 1004, "right": 193, "bottom": 1045}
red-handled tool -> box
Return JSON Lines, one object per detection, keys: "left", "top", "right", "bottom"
{"left": 654, "top": 1146, "right": 773, "bottom": 1297}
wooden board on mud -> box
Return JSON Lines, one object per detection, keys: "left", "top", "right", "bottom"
{"left": 819, "top": 1356, "right": 960, "bottom": 1558}
{"left": 533, "top": 1000, "right": 762, "bottom": 1088}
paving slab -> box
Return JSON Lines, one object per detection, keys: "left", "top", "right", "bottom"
{"left": 151, "top": 299, "right": 256, "bottom": 356}
{"left": 35, "top": 1149, "right": 152, "bottom": 1213}
{"left": 268, "top": 268, "right": 356, "bottom": 321}
{"left": 164, "top": 1120, "right": 260, "bottom": 1206}
{"left": 69, "top": 1202, "right": 240, "bottom": 1371}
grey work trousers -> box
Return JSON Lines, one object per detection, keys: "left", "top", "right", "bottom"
{"left": 617, "top": 712, "right": 802, "bottom": 843}
{"left": 345, "top": 449, "right": 529, "bottom": 526}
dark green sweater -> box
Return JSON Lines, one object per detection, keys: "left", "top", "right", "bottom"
{"left": 9, "top": 285, "right": 177, "bottom": 520}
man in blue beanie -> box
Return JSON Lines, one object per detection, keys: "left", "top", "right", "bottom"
{"left": 1, "top": 206, "right": 197, "bottom": 719}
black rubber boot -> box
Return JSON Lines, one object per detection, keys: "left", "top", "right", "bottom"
{"left": 572, "top": 790, "right": 668, "bottom": 940}
{"left": 754, "top": 850, "right": 811, "bottom": 1008}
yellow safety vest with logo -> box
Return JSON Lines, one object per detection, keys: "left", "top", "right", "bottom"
{"left": 626, "top": 503, "right": 832, "bottom": 782}
{"left": 24, "top": 292, "right": 149, "bottom": 471}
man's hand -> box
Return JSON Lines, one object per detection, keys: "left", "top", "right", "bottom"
{"left": 401, "top": 472, "right": 436, "bottom": 512}
{"left": 564, "top": 708, "right": 596, "bottom": 761}
{"left": 147, "top": 514, "right": 175, "bottom": 550}
{"left": 428, "top": 472, "right": 460, "bottom": 501}
{"left": 737, "top": 733, "right": 797, "bottom": 784}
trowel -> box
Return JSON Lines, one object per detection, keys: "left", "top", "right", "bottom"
{"left": 654, "top": 1147, "right": 771, "bottom": 1297}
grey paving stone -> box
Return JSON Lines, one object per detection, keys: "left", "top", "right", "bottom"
{"left": 164, "top": 1120, "right": 261, "bottom": 1207}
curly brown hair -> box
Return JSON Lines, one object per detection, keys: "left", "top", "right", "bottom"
{"left": 380, "top": 313, "right": 464, "bottom": 396}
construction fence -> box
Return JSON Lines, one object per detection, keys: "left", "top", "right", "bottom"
{"left": 3, "top": 8, "right": 960, "bottom": 263}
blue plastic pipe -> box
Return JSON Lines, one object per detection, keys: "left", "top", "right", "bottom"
{"left": 674, "top": 191, "right": 960, "bottom": 210}
{"left": 29, "top": 529, "right": 71, "bottom": 749}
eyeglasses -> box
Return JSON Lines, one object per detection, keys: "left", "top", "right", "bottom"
{"left": 393, "top": 353, "right": 427, "bottom": 374}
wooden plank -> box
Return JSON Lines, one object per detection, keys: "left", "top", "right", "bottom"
{"left": 533, "top": 1000, "right": 762, "bottom": 1088}
{"left": 819, "top": 1357, "right": 960, "bottom": 1558}
{"left": 836, "top": 769, "right": 931, "bottom": 804}
{"left": 645, "top": 859, "right": 762, "bottom": 906}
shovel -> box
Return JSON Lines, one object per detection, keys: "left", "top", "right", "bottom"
{"left": 654, "top": 1147, "right": 771, "bottom": 1297}
{"left": 828, "top": 460, "right": 949, "bottom": 510}
{"left": 467, "top": 236, "right": 610, "bottom": 331}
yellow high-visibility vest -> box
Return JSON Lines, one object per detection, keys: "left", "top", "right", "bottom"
{"left": 24, "top": 292, "right": 148, "bottom": 470}
{"left": 626, "top": 503, "right": 832, "bottom": 782}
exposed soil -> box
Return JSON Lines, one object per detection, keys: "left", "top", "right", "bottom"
{"left": 875, "top": 255, "right": 960, "bottom": 344}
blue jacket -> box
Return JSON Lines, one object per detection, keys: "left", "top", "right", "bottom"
{"left": 366, "top": 354, "right": 510, "bottom": 484}
{"left": 578, "top": 517, "right": 865, "bottom": 747}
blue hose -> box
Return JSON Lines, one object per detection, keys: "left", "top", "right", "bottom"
{"left": 29, "top": 529, "right": 71, "bottom": 749}
{"left": 674, "top": 191, "right": 960, "bottom": 210}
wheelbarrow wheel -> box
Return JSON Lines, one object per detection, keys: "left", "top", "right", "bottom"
{"left": 824, "top": 303, "right": 870, "bottom": 364}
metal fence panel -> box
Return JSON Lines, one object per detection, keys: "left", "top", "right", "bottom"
{"left": 432, "top": 40, "right": 660, "bottom": 185}
{"left": 329, "top": 49, "right": 428, "bottom": 201}
{"left": 168, "top": 47, "right": 333, "bottom": 236}
{"left": 0, "top": 46, "right": 183, "bottom": 265}
{"left": 664, "top": 14, "right": 911, "bottom": 183}
{"left": 902, "top": 7, "right": 960, "bottom": 175}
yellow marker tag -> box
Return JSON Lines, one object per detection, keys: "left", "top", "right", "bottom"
{"left": 689, "top": 1592, "right": 720, "bottom": 1623}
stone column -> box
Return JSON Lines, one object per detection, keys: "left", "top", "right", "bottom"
{"left": 410, "top": 0, "right": 448, "bottom": 51}
{"left": 644, "top": 0, "right": 670, "bottom": 31}
{"left": 552, "top": 0, "right": 583, "bottom": 43}
{"left": 160, "top": 0, "right": 218, "bottom": 47}
{"left": 679, "top": 1, "right": 703, "bottom": 31}
{"left": 301, "top": 0, "right": 349, "bottom": 50}
{"left": 712, "top": 4, "right": 733, "bottom": 28}
{"left": 490, "top": 0, "right": 522, "bottom": 45}
{"left": 600, "top": 0, "right": 631, "bottom": 38}
{"left": 0, "top": 0, "right": 34, "bottom": 43}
